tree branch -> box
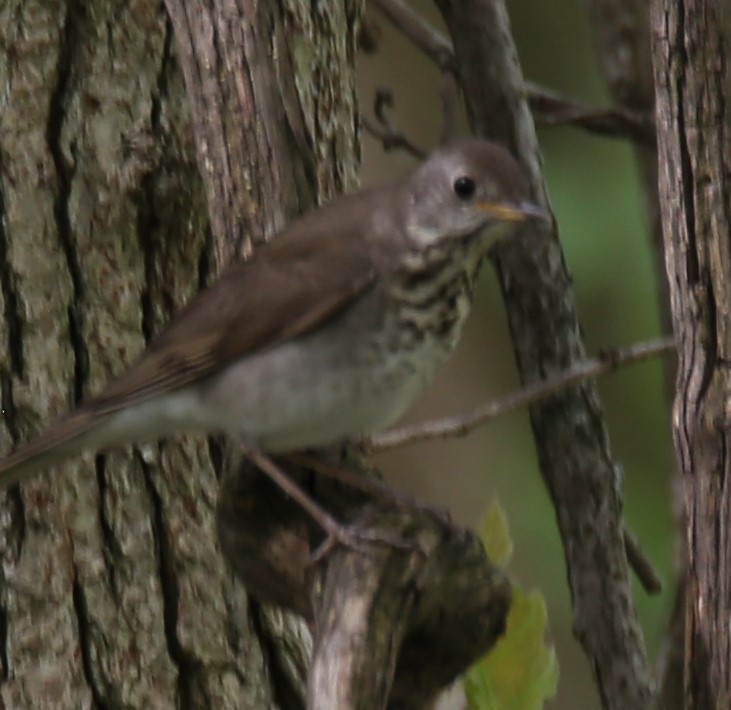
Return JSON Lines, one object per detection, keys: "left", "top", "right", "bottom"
{"left": 368, "top": 335, "right": 673, "bottom": 599}
{"left": 217, "top": 458, "right": 512, "bottom": 707}
{"left": 651, "top": 0, "right": 731, "bottom": 703}
{"left": 369, "top": 0, "right": 455, "bottom": 70}
{"left": 524, "top": 80, "right": 655, "bottom": 144}
{"left": 433, "top": 0, "right": 656, "bottom": 705}
{"left": 369, "top": 0, "right": 654, "bottom": 144}
{"left": 361, "top": 89, "right": 427, "bottom": 158}
{"left": 587, "top": 1, "right": 680, "bottom": 701}
{"left": 368, "top": 336, "right": 674, "bottom": 450}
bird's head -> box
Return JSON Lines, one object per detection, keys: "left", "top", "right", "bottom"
{"left": 404, "top": 139, "right": 547, "bottom": 247}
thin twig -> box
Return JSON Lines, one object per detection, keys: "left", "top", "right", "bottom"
{"left": 622, "top": 524, "right": 663, "bottom": 594}
{"left": 361, "top": 114, "right": 426, "bottom": 159}
{"left": 369, "top": 0, "right": 454, "bottom": 69}
{"left": 525, "top": 81, "right": 656, "bottom": 145}
{"left": 368, "top": 0, "right": 654, "bottom": 144}
{"left": 439, "top": 70, "right": 462, "bottom": 145}
{"left": 367, "top": 336, "right": 675, "bottom": 451}
{"left": 362, "top": 90, "right": 427, "bottom": 159}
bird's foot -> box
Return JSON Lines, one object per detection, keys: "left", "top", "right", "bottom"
{"left": 240, "top": 443, "right": 412, "bottom": 564}
{"left": 310, "top": 513, "right": 413, "bottom": 565}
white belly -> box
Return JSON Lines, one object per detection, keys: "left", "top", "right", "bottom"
{"left": 98, "top": 257, "right": 485, "bottom": 454}
{"left": 100, "top": 327, "right": 450, "bottom": 453}
{"left": 200, "top": 336, "right": 443, "bottom": 451}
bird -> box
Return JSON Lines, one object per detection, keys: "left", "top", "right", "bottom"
{"left": 0, "top": 138, "right": 545, "bottom": 544}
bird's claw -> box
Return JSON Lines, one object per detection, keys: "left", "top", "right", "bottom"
{"left": 310, "top": 517, "right": 412, "bottom": 566}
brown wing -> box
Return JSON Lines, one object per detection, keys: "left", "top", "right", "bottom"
{"left": 0, "top": 214, "right": 378, "bottom": 489}
{"left": 88, "top": 223, "right": 376, "bottom": 415}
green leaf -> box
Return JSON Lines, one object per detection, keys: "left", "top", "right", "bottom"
{"left": 465, "top": 500, "right": 559, "bottom": 710}
{"left": 480, "top": 499, "right": 513, "bottom": 567}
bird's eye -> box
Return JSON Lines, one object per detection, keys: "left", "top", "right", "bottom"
{"left": 453, "top": 176, "right": 476, "bottom": 200}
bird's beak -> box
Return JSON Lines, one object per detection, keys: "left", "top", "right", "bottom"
{"left": 477, "top": 199, "right": 550, "bottom": 223}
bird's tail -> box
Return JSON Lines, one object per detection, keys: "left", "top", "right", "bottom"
{"left": 0, "top": 408, "right": 106, "bottom": 489}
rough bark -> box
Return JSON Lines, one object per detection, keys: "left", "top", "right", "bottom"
{"left": 309, "top": 511, "right": 509, "bottom": 709}
{"left": 0, "top": 0, "right": 359, "bottom": 707}
{"left": 217, "top": 458, "right": 512, "bottom": 709}
{"left": 651, "top": 0, "right": 731, "bottom": 706}
{"left": 434, "top": 1, "right": 655, "bottom": 707}
{"left": 588, "top": 2, "right": 687, "bottom": 705}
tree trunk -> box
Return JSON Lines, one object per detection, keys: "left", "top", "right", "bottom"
{"left": 651, "top": 0, "right": 731, "bottom": 706}
{"left": 0, "top": 0, "right": 359, "bottom": 706}
{"left": 435, "top": 1, "right": 655, "bottom": 705}
{"left": 588, "top": 3, "right": 686, "bottom": 706}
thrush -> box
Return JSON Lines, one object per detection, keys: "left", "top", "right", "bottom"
{"left": 0, "top": 138, "right": 545, "bottom": 545}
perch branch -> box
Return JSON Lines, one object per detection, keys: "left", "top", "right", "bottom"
{"left": 368, "top": 336, "right": 675, "bottom": 450}
{"left": 217, "top": 459, "right": 512, "bottom": 706}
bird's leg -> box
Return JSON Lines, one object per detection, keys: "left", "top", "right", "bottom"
{"left": 240, "top": 443, "right": 409, "bottom": 559}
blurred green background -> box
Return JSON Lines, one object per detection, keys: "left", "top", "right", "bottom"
{"left": 357, "top": 1, "right": 674, "bottom": 708}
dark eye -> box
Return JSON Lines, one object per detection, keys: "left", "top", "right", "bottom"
{"left": 453, "top": 176, "right": 476, "bottom": 200}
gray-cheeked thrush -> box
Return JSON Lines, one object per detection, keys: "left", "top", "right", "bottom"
{"left": 0, "top": 139, "right": 546, "bottom": 544}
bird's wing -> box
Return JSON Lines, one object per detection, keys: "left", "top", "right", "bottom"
{"left": 0, "top": 222, "right": 377, "bottom": 488}
{"left": 88, "top": 225, "right": 376, "bottom": 415}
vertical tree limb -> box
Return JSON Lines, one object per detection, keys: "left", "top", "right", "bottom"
{"left": 651, "top": 0, "right": 731, "bottom": 705}
{"left": 588, "top": 1, "right": 683, "bottom": 704}
{"left": 434, "top": 1, "right": 655, "bottom": 706}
